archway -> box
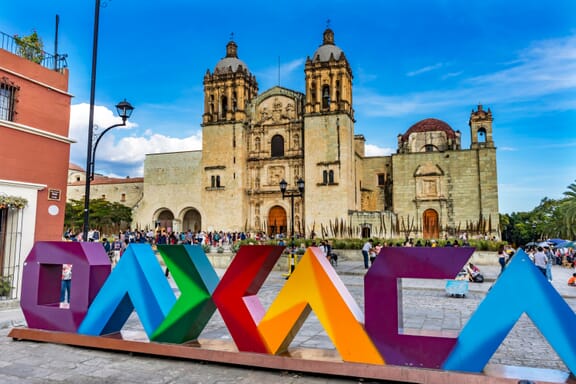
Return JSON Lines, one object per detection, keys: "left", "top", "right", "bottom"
{"left": 423, "top": 209, "right": 439, "bottom": 240}
{"left": 156, "top": 209, "right": 175, "bottom": 233}
{"left": 268, "top": 206, "right": 287, "bottom": 237}
{"left": 182, "top": 209, "right": 201, "bottom": 233}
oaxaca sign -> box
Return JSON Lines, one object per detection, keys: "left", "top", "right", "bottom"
{"left": 15, "top": 242, "right": 576, "bottom": 381}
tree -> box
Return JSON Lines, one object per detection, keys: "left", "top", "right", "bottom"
{"left": 65, "top": 198, "right": 132, "bottom": 236}
{"left": 13, "top": 30, "right": 44, "bottom": 64}
{"left": 560, "top": 180, "right": 576, "bottom": 239}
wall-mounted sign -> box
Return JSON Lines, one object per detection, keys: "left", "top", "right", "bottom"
{"left": 48, "top": 189, "right": 61, "bottom": 201}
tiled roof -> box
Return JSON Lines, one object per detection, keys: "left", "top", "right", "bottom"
{"left": 401, "top": 118, "right": 456, "bottom": 141}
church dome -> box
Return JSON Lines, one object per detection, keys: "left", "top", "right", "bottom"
{"left": 401, "top": 118, "right": 456, "bottom": 142}
{"left": 311, "top": 28, "right": 344, "bottom": 62}
{"left": 214, "top": 40, "right": 249, "bottom": 73}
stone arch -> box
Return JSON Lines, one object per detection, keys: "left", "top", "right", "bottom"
{"left": 268, "top": 205, "right": 287, "bottom": 237}
{"left": 180, "top": 208, "right": 202, "bottom": 233}
{"left": 154, "top": 208, "right": 175, "bottom": 232}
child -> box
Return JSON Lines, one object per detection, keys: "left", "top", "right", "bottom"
{"left": 568, "top": 273, "right": 576, "bottom": 286}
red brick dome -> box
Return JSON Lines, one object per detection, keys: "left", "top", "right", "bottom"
{"left": 401, "top": 118, "right": 456, "bottom": 142}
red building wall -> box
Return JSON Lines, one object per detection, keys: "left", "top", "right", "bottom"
{"left": 0, "top": 48, "right": 72, "bottom": 241}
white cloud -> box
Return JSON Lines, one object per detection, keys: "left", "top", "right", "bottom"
{"left": 69, "top": 103, "right": 202, "bottom": 176}
{"left": 365, "top": 144, "right": 394, "bottom": 157}
{"left": 355, "top": 33, "right": 576, "bottom": 118}
{"left": 256, "top": 58, "right": 305, "bottom": 89}
{"left": 406, "top": 63, "right": 444, "bottom": 77}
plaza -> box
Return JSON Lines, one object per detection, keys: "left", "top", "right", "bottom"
{"left": 1, "top": 258, "right": 575, "bottom": 383}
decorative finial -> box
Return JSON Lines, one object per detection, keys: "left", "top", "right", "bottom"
{"left": 229, "top": 32, "right": 234, "bottom": 41}
{"left": 326, "top": 19, "right": 331, "bottom": 29}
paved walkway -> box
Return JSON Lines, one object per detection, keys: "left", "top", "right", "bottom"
{"left": 1, "top": 259, "right": 575, "bottom": 383}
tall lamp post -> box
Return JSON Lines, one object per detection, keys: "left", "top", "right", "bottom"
{"left": 279, "top": 178, "right": 305, "bottom": 254}
{"left": 82, "top": 100, "right": 134, "bottom": 242}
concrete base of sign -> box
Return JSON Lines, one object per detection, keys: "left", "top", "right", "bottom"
{"left": 8, "top": 327, "right": 574, "bottom": 384}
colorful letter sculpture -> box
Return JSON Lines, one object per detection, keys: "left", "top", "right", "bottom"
{"left": 364, "top": 246, "right": 474, "bottom": 368}
{"left": 78, "top": 243, "right": 176, "bottom": 337}
{"left": 20, "top": 241, "right": 110, "bottom": 332}
{"left": 17, "top": 242, "right": 576, "bottom": 378}
{"left": 443, "top": 250, "right": 576, "bottom": 373}
{"left": 151, "top": 244, "right": 219, "bottom": 343}
{"left": 258, "top": 247, "right": 384, "bottom": 364}
{"left": 211, "top": 245, "right": 284, "bottom": 353}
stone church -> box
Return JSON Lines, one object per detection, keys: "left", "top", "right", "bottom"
{"left": 132, "top": 28, "right": 499, "bottom": 240}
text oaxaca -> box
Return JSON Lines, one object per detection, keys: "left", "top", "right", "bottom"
{"left": 20, "top": 242, "right": 576, "bottom": 374}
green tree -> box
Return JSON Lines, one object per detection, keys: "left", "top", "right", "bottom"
{"left": 64, "top": 198, "right": 132, "bottom": 236}
{"left": 14, "top": 30, "right": 44, "bottom": 64}
{"left": 560, "top": 180, "right": 576, "bottom": 239}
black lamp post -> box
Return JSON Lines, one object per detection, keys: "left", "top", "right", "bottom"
{"left": 279, "top": 178, "right": 305, "bottom": 253}
{"left": 82, "top": 99, "right": 134, "bottom": 242}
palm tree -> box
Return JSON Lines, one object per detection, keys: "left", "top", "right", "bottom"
{"left": 561, "top": 180, "right": 576, "bottom": 239}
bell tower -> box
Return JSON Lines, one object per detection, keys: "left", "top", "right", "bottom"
{"left": 203, "top": 39, "right": 258, "bottom": 125}
{"left": 304, "top": 28, "right": 353, "bottom": 117}
{"left": 200, "top": 38, "right": 258, "bottom": 231}
{"left": 303, "top": 27, "right": 358, "bottom": 227}
{"left": 469, "top": 104, "right": 495, "bottom": 149}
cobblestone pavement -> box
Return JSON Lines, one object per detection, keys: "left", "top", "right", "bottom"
{"left": 1, "top": 261, "right": 575, "bottom": 383}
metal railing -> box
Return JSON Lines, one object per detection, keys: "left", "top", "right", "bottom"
{"left": 0, "top": 31, "right": 68, "bottom": 71}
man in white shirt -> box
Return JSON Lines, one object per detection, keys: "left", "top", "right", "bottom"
{"left": 533, "top": 246, "right": 548, "bottom": 277}
{"left": 362, "top": 239, "right": 373, "bottom": 269}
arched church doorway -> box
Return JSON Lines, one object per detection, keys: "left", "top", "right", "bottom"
{"left": 423, "top": 209, "right": 439, "bottom": 240}
{"left": 182, "top": 209, "right": 201, "bottom": 233}
{"left": 268, "top": 206, "right": 287, "bottom": 237}
{"left": 361, "top": 224, "right": 371, "bottom": 239}
{"left": 156, "top": 209, "right": 174, "bottom": 233}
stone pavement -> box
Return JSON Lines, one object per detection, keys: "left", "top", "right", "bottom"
{"left": 1, "top": 259, "right": 575, "bottom": 383}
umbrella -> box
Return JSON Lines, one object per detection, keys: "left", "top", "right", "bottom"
{"left": 537, "top": 241, "right": 549, "bottom": 247}
{"left": 547, "top": 238, "right": 565, "bottom": 246}
{"left": 525, "top": 241, "right": 538, "bottom": 247}
{"left": 555, "top": 240, "right": 575, "bottom": 248}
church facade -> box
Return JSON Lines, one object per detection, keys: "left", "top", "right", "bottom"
{"left": 132, "top": 28, "right": 499, "bottom": 240}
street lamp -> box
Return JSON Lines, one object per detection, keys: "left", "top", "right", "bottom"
{"left": 279, "top": 177, "right": 305, "bottom": 255}
{"left": 82, "top": 99, "right": 134, "bottom": 242}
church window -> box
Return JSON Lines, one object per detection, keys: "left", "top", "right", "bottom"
{"left": 323, "top": 170, "right": 335, "bottom": 185}
{"left": 377, "top": 173, "right": 385, "bottom": 186}
{"left": 0, "top": 79, "right": 18, "bottom": 121}
{"left": 322, "top": 85, "right": 330, "bottom": 109}
{"left": 216, "top": 175, "right": 221, "bottom": 187}
{"left": 271, "top": 135, "right": 284, "bottom": 157}
{"left": 424, "top": 144, "right": 437, "bottom": 152}
{"left": 310, "top": 82, "right": 317, "bottom": 104}
{"left": 211, "top": 175, "right": 216, "bottom": 188}
{"left": 121, "top": 193, "right": 126, "bottom": 202}
{"left": 221, "top": 96, "right": 228, "bottom": 118}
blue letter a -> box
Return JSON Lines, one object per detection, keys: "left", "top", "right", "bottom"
{"left": 78, "top": 244, "right": 176, "bottom": 337}
{"left": 443, "top": 250, "right": 576, "bottom": 374}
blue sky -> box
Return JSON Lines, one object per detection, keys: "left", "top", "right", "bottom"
{"left": 2, "top": 0, "right": 575, "bottom": 214}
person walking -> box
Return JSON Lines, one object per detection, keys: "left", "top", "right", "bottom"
{"left": 533, "top": 246, "right": 548, "bottom": 277}
{"left": 497, "top": 245, "right": 507, "bottom": 275}
{"left": 544, "top": 246, "right": 554, "bottom": 282}
{"left": 362, "top": 239, "right": 373, "bottom": 269}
